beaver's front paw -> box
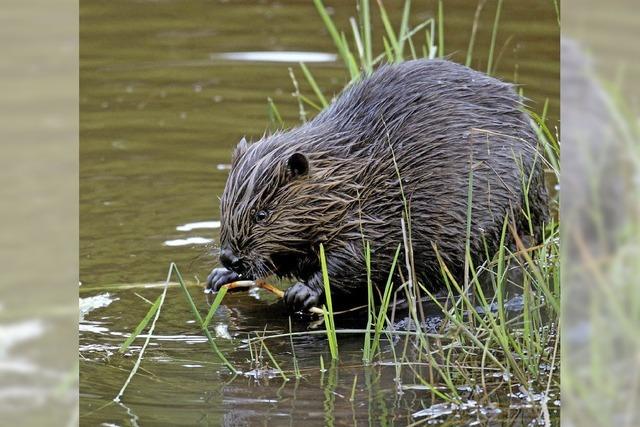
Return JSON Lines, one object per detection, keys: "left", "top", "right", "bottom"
{"left": 284, "top": 283, "right": 321, "bottom": 313}
{"left": 206, "top": 267, "right": 240, "bottom": 293}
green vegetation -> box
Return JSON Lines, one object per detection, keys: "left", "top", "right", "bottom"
{"left": 561, "top": 66, "right": 640, "bottom": 426}
{"left": 273, "top": 0, "right": 560, "bottom": 419}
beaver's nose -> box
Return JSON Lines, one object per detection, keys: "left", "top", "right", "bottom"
{"left": 219, "top": 248, "right": 244, "bottom": 274}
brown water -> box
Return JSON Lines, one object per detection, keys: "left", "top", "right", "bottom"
{"left": 80, "top": 1, "right": 559, "bottom": 424}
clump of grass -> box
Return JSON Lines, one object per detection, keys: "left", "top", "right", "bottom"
{"left": 293, "top": 0, "right": 503, "bottom": 118}
{"left": 370, "top": 244, "right": 401, "bottom": 357}
{"left": 117, "top": 262, "right": 236, "bottom": 400}
{"left": 174, "top": 264, "right": 237, "bottom": 373}
{"left": 113, "top": 264, "right": 171, "bottom": 403}
{"left": 271, "top": 0, "right": 560, "bottom": 418}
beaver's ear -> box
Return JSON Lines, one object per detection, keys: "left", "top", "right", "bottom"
{"left": 286, "top": 152, "right": 309, "bottom": 178}
{"left": 232, "top": 137, "right": 249, "bottom": 164}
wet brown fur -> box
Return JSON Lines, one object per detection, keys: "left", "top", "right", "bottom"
{"left": 213, "top": 59, "right": 549, "bottom": 309}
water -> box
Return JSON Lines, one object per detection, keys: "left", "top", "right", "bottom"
{"left": 80, "top": 1, "right": 559, "bottom": 424}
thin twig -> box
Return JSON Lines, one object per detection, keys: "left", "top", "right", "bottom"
{"left": 219, "top": 280, "right": 330, "bottom": 316}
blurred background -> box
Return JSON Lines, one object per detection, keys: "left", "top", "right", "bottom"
{"left": 562, "top": 0, "right": 640, "bottom": 425}
{"left": 0, "top": 0, "right": 78, "bottom": 425}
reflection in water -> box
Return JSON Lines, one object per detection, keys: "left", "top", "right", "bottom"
{"left": 322, "top": 361, "right": 338, "bottom": 427}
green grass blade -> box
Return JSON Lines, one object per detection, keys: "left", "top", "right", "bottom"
{"left": 382, "top": 36, "right": 394, "bottom": 62}
{"left": 340, "top": 31, "right": 360, "bottom": 79}
{"left": 320, "top": 244, "right": 334, "bottom": 317}
{"left": 464, "top": 165, "right": 474, "bottom": 288}
{"left": 486, "top": 0, "right": 503, "bottom": 75}
{"left": 261, "top": 341, "right": 289, "bottom": 381}
{"left": 299, "top": 62, "right": 329, "bottom": 108}
{"left": 397, "top": 0, "right": 412, "bottom": 59}
{"left": 289, "top": 317, "right": 301, "bottom": 378}
{"left": 320, "top": 243, "right": 339, "bottom": 359}
{"left": 376, "top": 0, "right": 401, "bottom": 62}
{"left": 114, "top": 265, "right": 171, "bottom": 402}
{"left": 267, "top": 97, "right": 284, "bottom": 128}
{"left": 313, "top": 0, "right": 360, "bottom": 79}
{"left": 527, "top": 109, "right": 560, "bottom": 174}
{"left": 174, "top": 265, "right": 237, "bottom": 373}
{"left": 119, "top": 295, "right": 162, "bottom": 354}
{"left": 465, "top": 0, "right": 486, "bottom": 67}
{"left": 350, "top": 375, "right": 358, "bottom": 401}
{"left": 299, "top": 94, "right": 323, "bottom": 112}
{"left": 438, "top": 0, "right": 444, "bottom": 58}
{"left": 203, "top": 286, "right": 228, "bottom": 329}
{"left": 359, "top": 0, "right": 372, "bottom": 72}
{"left": 363, "top": 241, "right": 373, "bottom": 363}
{"left": 350, "top": 16, "right": 365, "bottom": 69}
{"left": 371, "top": 244, "right": 402, "bottom": 356}
{"left": 288, "top": 67, "right": 307, "bottom": 123}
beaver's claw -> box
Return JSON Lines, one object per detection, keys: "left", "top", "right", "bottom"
{"left": 283, "top": 282, "right": 321, "bottom": 313}
{"left": 206, "top": 267, "right": 241, "bottom": 293}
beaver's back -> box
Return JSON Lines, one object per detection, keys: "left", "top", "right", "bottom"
{"left": 306, "top": 60, "right": 548, "bottom": 289}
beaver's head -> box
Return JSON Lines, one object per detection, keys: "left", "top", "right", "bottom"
{"left": 218, "top": 136, "right": 317, "bottom": 280}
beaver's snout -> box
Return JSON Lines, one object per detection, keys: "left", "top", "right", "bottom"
{"left": 219, "top": 247, "right": 247, "bottom": 276}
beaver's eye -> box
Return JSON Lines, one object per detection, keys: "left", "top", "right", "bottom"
{"left": 254, "top": 210, "right": 269, "bottom": 223}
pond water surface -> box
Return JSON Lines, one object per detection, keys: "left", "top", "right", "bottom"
{"left": 80, "top": 1, "right": 559, "bottom": 424}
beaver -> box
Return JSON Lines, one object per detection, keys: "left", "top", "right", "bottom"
{"left": 206, "top": 59, "right": 548, "bottom": 312}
